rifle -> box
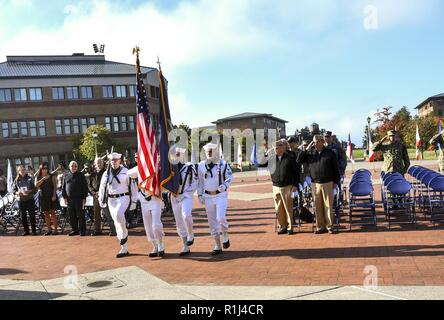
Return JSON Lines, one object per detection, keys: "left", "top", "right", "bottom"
{"left": 102, "top": 146, "right": 114, "bottom": 206}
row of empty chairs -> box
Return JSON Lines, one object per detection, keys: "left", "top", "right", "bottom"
{"left": 408, "top": 166, "right": 444, "bottom": 225}
{"left": 380, "top": 171, "right": 415, "bottom": 229}
{"left": 348, "top": 169, "right": 376, "bottom": 230}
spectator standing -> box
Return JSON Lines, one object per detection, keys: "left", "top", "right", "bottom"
{"left": 62, "top": 161, "right": 89, "bottom": 236}
{"left": 0, "top": 169, "right": 7, "bottom": 197}
{"left": 13, "top": 165, "right": 37, "bottom": 236}
{"left": 35, "top": 163, "right": 59, "bottom": 235}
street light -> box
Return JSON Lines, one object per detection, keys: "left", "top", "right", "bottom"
{"left": 92, "top": 133, "right": 98, "bottom": 158}
{"left": 367, "top": 116, "right": 371, "bottom": 157}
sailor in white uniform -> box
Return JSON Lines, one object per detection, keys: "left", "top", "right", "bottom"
{"left": 99, "top": 152, "right": 137, "bottom": 258}
{"left": 197, "top": 143, "right": 233, "bottom": 255}
{"left": 171, "top": 148, "right": 198, "bottom": 256}
{"left": 127, "top": 159, "right": 165, "bottom": 258}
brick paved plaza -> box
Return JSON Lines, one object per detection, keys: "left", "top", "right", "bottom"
{"left": 2, "top": 163, "right": 444, "bottom": 288}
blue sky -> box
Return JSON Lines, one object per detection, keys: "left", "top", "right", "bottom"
{"left": 1, "top": 0, "right": 443, "bottom": 145}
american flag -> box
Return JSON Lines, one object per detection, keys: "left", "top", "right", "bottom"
{"left": 135, "top": 51, "right": 160, "bottom": 197}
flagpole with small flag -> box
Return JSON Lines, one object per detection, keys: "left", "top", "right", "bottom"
{"left": 416, "top": 123, "right": 422, "bottom": 161}
{"left": 7, "top": 159, "right": 13, "bottom": 194}
{"left": 346, "top": 133, "right": 355, "bottom": 173}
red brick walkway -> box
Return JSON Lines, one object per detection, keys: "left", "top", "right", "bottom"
{"left": 2, "top": 169, "right": 444, "bottom": 286}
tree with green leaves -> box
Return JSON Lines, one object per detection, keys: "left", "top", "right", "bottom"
{"left": 76, "top": 125, "right": 119, "bottom": 162}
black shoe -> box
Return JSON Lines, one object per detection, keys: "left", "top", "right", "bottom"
{"left": 314, "top": 229, "right": 328, "bottom": 234}
{"left": 116, "top": 251, "right": 130, "bottom": 258}
{"left": 223, "top": 240, "right": 230, "bottom": 249}
{"left": 69, "top": 231, "right": 79, "bottom": 236}
{"left": 277, "top": 229, "right": 287, "bottom": 235}
{"left": 149, "top": 252, "right": 158, "bottom": 258}
{"left": 158, "top": 251, "right": 165, "bottom": 258}
{"left": 187, "top": 239, "right": 194, "bottom": 246}
{"left": 91, "top": 231, "right": 102, "bottom": 236}
{"left": 211, "top": 249, "right": 223, "bottom": 256}
{"left": 287, "top": 230, "right": 294, "bottom": 235}
{"left": 179, "top": 250, "right": 191, "bottom": 256}
{"left": 44, "top": 230, "right": 53, "bottom": 236}
{"left": 52, "top": 231, "right": 58, "bottom": 236}
{"left": 109, "top": 232, "right": 117, "bottom": 237}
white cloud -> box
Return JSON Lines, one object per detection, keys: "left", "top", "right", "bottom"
{"left": 0, "top": 0, "right": 277, "bottom": 72}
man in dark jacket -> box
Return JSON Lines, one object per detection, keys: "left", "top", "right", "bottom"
{"left": 299, "top": 135, "right": 340, "bottom": 234}
{"left": 62, "top": 161, "right": 89, "bottom": 236}
{"left": 89, "top": 158, "right": 116, "bottom": 236}
{"left": 262, "top": 139, "right": 300, "bottom": 235}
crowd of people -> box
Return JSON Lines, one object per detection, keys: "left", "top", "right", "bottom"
{"left": 0, "top": 127, "right": 420, "bottom": 257}
{"left": 3, "top": 142, "right": 233, "bottom": 259}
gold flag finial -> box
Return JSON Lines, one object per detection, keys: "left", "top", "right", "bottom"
{"left": 156, "top": 56, "right": 162, "bottom": 71}
{"left": 132, "top": 46, "right": 140, "bottom": 56}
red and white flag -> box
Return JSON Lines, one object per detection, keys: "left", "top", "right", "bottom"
{"left": 416, "top": 124, "right": 422, "bottom": 161}
{"left": 346, "top": 133, "right": 355, "bottom": 164}
{"left": 368, "top": 139, "right": 376, "bottom": 162}
{"left": 135, "top": 51, "right": 160, "bottom": 197}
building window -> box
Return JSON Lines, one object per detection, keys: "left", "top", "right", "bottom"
{"left": 439, "top": 110, "right": 443, "bottom": 117}
{"left": 150, "top": 86, "right": 160, "bottom": 99}
{"left": 129, "top": 85, "right": 136, "bottom": 97}
{"left": 72, "top": 118, "right": 80, "bottom": 134}
{"left": 103, "top": 86, "right": 113, "bottom": 98}
{"left": 128, "top": 115, "right": 135, "bottom": 131}
{"left": 11, "top": 122, "right": 18, "bottom": 138}
{"left": 105, "top": 117, "right": 111, "bottom": 131}
{"left": 2, "top": 122, "right": 9, "bottom": 138}
{"left": 0, "top": 89, "right": 12, "bottom": 102}
{"left": 252, "top": 118, "right": 256, "bottom": 124}
{"left": 116, "top": 85, "right": 127, "bottom": 98}
{"left": 121, "top": 115, "right": 127, "bottom": 131}
{"left": 52, "top": 87, "right": 64, "bottom": 100}
{"left": 89, "top": 117, "right": 96, "bottom": 126}
{"left": 67, "top": 87, "right": 79, "bottom": 100}
{"left": 20, "top": 121, "right": 28, "bottom": 137}
{"left": 113, "top": 116, "right": 119, "bottom": 132}
{"left": 38, "top": 121, "right": 46, "bottom": 136}
{"left": 14, "top": 88, "right": 27, "bottom": 101}
{"left": 81, "top": 118, "right": 88, "bottom": 133}
{"left": 29, "top": 88, "right": 43, "bottom": 101}
{"left": 29, "top": 121, "right": 37, "bottom": 137}
{"left": 80, "top": 86, "right": 93, "bottom": 99}
{"left": 32, "top": 157, "right": 40, "bottom": 170}
{"left": 55, "top": 120, "right": 62, "bottom": 135}
{"left": 64, "top": 119, "right": 71, "bottom": 135}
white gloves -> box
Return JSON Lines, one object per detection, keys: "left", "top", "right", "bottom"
{"left": 198, "top": 195, "right": 204, "bottom": 205}
{"left": 217, "top": 185, "right": 226, "bottom": 193}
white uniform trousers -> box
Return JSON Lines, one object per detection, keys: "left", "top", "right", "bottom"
{"left": 203, "top": 193, "right": 229, "bottom": 237}
{"left": 140, "top": 196, "right": 164, "bottom": 241}
{"left": 108, "top": 196, "right": 130, "bottom": 242}
{"left": 171, "top": 195, "right": 194, "bottom": 239}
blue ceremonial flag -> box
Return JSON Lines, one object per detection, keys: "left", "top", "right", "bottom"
{"left": 250, "top": 143, "right": 258, "bottom": 167}
{"left": 157, "top": 65, "right": 180, "bottom": 195}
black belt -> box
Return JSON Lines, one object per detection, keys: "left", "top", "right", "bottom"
{"left": 108, "top": 192, "right": 130, "bottom": 199}
{"left": 205, "top": 190, "right": 221, "bottom": 195}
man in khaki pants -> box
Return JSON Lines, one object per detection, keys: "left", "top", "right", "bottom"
{"left": 299, "top": 136, "right": 340, "bottom": 234}
{"left": 262, "top": 139, "right": 300, "bottom": 235}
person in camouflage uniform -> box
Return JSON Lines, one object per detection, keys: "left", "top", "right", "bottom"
{"left": 429, "top": 132, "right": 444, "bottom": 173}
{"left": 372, "top": 130, "right": 410, "bottom": 175}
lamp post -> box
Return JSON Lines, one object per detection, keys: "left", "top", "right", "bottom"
{"left": 92, "top": 133, "right": 98, "bottom": 159}
{"left": 367, "top": 116, "right": 371, "bottom": 158}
